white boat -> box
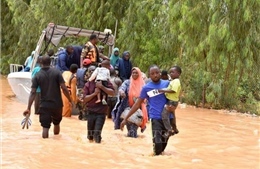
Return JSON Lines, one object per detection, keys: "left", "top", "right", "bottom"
{"left": 7, "top": 23, "right": 114, "bottom": 103}
{"left": 7, "top": 71, "right": 32, "bottom": 104}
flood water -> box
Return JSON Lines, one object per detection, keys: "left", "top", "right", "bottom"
{"left": 1, "top": 75, "right": 259, "bottom": 169}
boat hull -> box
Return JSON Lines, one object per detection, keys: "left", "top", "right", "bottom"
{"left": 7, "top": 72, "right": 80, "bottom": 115}
{"left": 7, "top": 72, "right": 32, "bottom": 104}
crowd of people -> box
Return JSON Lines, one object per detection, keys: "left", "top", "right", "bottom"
{"left": 23, "top": 34, "right": 182, "bottom": 156}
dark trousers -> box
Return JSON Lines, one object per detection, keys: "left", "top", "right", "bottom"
{"left": 161, "top": 101, "right": 178, "bottom": 131}
{"left": 161, "top": 108, "right": 175, "bottom": 131}
{"left": 107, "top": 97, "right": 117, "bottom": 118}
{"left": 126, "top": 122, "right": 138, "bottom": 138}
{"left": 39, "top": 107, "right": 62, "bottom": 128}
{"left": 34, "top": 92, "right": 41, "bottom": 114}
{"left": 151, "top": 119, "right": 173, "bottom": 155}
{"left": 87, "top": 111, "right": 106, "bottom": 143}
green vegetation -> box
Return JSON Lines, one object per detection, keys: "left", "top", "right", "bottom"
{"left": 1, "top": 0, "right": 259, "bottom": 114}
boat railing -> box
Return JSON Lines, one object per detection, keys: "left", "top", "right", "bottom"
{"left": 10, "top": 64, "right": 24, "bottom": 73}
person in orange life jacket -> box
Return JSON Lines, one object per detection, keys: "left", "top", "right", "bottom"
{"left": 61, "top": 64, "right": 79, "bottom": 117}
{"left": 80, "top": 34, "right": 100, "bottom": 67}
{"left": 81, "top": 34, "right": 111, "bottom": 67}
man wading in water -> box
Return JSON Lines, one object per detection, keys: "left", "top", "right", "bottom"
{"left": 121, "top": 65, "right": 176, "bottom": 155}
{"left": 23, "top": 55, "right": 72, "bottom": 138}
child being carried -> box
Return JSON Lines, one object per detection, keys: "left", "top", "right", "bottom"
{"left": 158, "top": 66, "right": 182, "bottom": 138}
{"left": 89, "top": 60, "right": 111, "bottom": 105}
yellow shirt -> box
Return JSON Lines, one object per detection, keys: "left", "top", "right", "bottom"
{"left": 165, "top": 79, "right": 181, "bottom": 101}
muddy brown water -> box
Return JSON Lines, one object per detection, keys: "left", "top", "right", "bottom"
{"left": 1, "top": 75, "right": 259, "bottom": 169}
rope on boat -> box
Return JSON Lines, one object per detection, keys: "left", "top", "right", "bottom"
{"left": 41, "top": 24, "right": 56, "bottom": 55}
{"left": 76, "top": 28, "right": 82, "bottom": 36}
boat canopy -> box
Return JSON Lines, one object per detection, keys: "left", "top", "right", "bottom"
{"left": 29, "top": 23, "right": 114, "bottom": 70}
{"left": 45, "top": 23, "right": 114, "bottom": 46}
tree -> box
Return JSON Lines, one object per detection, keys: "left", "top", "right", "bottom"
{"left": 1, "top": 0, "right": 259, "bottom": 114}
{"left": 167, "top": 0, "right": 260, "bottom": 113}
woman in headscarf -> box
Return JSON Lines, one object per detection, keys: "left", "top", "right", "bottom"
{"left": 115, "top": 51, "right": 132, "bottom": 81}
{"left": 61, "top": 64, "right": 78, "bottom": 117}
{"left": 110, "top": 47, "right": 120, "bottom": 68}
{"left": 112, "top": 67, "right": 148, "bottom": 138}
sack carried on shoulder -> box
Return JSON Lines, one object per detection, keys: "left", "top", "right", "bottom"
{"left": 120, "top": 107, "right": 143, "bottom": 126}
